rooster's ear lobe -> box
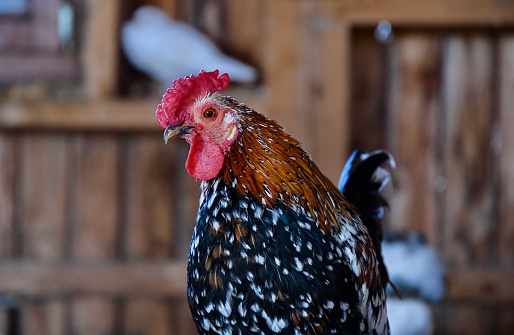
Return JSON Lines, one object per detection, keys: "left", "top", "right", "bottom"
{"left": 224, "top": 123, "right": 238, "bottom": 143}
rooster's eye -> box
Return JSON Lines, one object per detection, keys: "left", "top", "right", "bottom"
{"left": 203, "top": 108, "right": 217, "bottom": 120}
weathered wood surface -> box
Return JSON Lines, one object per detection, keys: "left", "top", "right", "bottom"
{"left": 350, "top": 31, "right": 387, "bottom": 151}
{"left": 442, "top": 304, "right": 492, "bottom": 335}
{"left": 498, "top": 34, "right": 514, "bottom": 266}
{"left": 0, "top": 88, "right": 266, "bottom": 131}
{"left": 0, "top": 134, "right": 16, "bottom": 257}
{"left": 385, "top": 33, "right": 441, "bottom": 242}
{"left": 441, "top": 33, "right": 497, "bottom": 266}
{"left": 22, "top": 299, "right": 66, "bottom": 335}
{"left": 20, "top": 134, "right": 69, "bottom": 260}
{"left": 70, "top": 134, "right": 121, "bottom": 334}
{"left": 82, "top": 0, "right": 121, "bottom": 98}
{"left": 0, "top": 130, "right": 198, "bottom": 334}
{"left": 333, "top": 0, "right": 514, "bottom": 27}
{"left": 0, "top": 99, "right": 159, "bottom": 131}
{"left": 18, "top": 133, "right": 69, "bottom": 334}
{"left": 0, "top": 261, "right": 187, "bottom": 297}
{"left": 267, "top": 0, "right": 350, "bottom": 183}
{"left": 0, "top": 55, "right": 78, "bottom": 81}
{"left": 123, "top": 135, "right": 188, "bottom": 335}
{"left": 124, "top": 135, "right": 177, "bottom": 259}
{"left": 352, "top": 29, "right": 514, "bottom": 334}
{"left": 124, "top": 299, "right": 174, "bottom": 335}
{"left": 445, "top": 269, "right": 514, "bottom": 303}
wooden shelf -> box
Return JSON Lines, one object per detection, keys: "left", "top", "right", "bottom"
{"left": 331, "top": 0, "right": 514, "bottom": 27}
{"left": 0, "top": 87, "right": 268, "bottom": 132}
{"left": 0, "top": 260, "right": 187, "bottom": 298}
{"left": 0, "top": 99, "right": 160, "bottom": 132}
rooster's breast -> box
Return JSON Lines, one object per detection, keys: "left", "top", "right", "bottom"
{"left": 186, "top": 179, "right": 368, "bottom": 335}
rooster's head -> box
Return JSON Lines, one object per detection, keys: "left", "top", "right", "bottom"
{"left": 156, "top": 70, "right": 239, "bottom": 181}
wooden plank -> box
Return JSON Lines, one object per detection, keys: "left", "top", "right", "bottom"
{"left": 69, "top": 135, "right": 119, "bottom": 260}
{"left": 123, "top": 135, "right": 178, "bottom": 335}
{"left": 196, "top": 0, "right": 225, "bottom": 42}
{"left": 0, "top": 99, "right": 159, "bottom": 131}
{"left": 123, "top": 135, "right": 176, "bottom": 258}
{"left": 350, "top": 30, "right": 387, "bottom": 151}
{"left": 82, "top": 0, "right": 121, "bottom": 98}
{"left": 312, "top": 1, "right": 351, "bottom": 183}
{"left": 22, "top": 299, "right": 65, "bottom": 335}
{"left": 226, "top": 0, "right": 266, "bottom": 69}
{"left": 0, "top": 87, "right": 266, "bottom": 131}
{"left": 497, "top": 306, "right": 514, "bottom": 334}
{"left": 0, "top": 261, "right": 187, "bottom": 297}
{"left": 172, "top": 299, "right": 197, "bottom": 335}
{"left": 0, "top": 54, "right": 78, "bottom": 81}
{"left": 0, "top": 308, "right": 7, "bottom": 335}
{"left": 267, "top": 0, "right": 349, "bottom": 183}
{"left": 332, "top": 0, "right": 514, "bottom": 27}
{"left": 70, "top": 299, "right": 116, "bottom": 335}
{"left": 445, "top": 268, "right": 514, "bottom": 303}
{"left": 19, "top": 134, "right": 69, "bottom": 260}
{"left": 0, "top": 134, "right": 16, "bottom": 256}
{"left": 70, "top": 135, "right": 120, "bottom": 259}
{"left": 442, "top": 304, "right": 492, "bottom": 335}
{"left": 175, "top": 0, "right": 195, "bottom": 22}
{"left": 385, "top": 32, "right": 440, "bottom": 242}
{"left": 69, "top": 134, "right": 120, "bottom": 335}
{"left": 144, "top": 0, "right": 178, "bottom": 18}
{"left": 123, "top": 300, "right": 173, "bottom": 335}
{"left": 498, "top": 34, "right": 514, "bottom": 265}
{"left": 266, "top": 0, "right": 305, "bottom": 144}
{"left": 18, "top": 134, "right": 68, "bottom": 335}
{"left": 441, "top": 33, "right": 496, "bottom": 265}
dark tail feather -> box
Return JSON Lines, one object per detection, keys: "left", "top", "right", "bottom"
{"left": 338, "top": 149, "right": 398, "bottom": 295}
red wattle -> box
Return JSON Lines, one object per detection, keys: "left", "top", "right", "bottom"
{"left": 185, "top": 136, "right": 224, "bottom": 181}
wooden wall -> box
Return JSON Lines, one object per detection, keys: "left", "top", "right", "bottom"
{"left": 0, "top": 105, "right": 199, "bottom": 334}
{"left": 351, "top": 28, "right": 514, "bottom": 334}
{"left": 1, "top": 0, "right": 514, "bottom": 334}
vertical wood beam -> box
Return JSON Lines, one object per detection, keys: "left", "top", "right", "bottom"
{"left": 82, "top": 0, "right": 121, "bottom": 98}
{"left": 386, "top": 33, "right": 440, "bottom": 242}
{"left": 0, "top": 135, "right": 16, "bottom": 256}
{"left": 266, "top": 0, "right": 350, "bottom": 184}
{"left": 19, "top": 134, "right": 69, "bottom": 335}
{"left": 498, "top": 34, "right": 514, "bottom": 265}
{"left": 441, "top": 34, "right": 496, "bottom": 265}
{"left": 69, "top": 134, "right": 121, "bottom": 334}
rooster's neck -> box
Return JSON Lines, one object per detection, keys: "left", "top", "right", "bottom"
{"left": 212, "top": 108, "right": 355, "bottom": 233}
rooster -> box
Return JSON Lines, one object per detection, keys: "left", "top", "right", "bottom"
{"left": 157, "top": 70, "right": 393, "bottom": 335}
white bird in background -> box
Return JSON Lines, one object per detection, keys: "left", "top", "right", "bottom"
{"left": 382, "top": 231, "right": 445, "bottom": 335}
{"left": 386, "top": 298, "right": 434, "bottom": 335}
{"left": 121, "top": 6, "right": 258, "bottom": 86}
{"left": 382, "top": 231, "right": 445, "bottom": 302}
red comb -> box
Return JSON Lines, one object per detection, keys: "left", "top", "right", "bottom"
{"left": 156, "top": 70, "right": 230, "bottom": 128}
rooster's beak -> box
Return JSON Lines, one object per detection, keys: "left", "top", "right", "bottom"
{"left": 163, "top": 124, "right": 193, "bottom": 144}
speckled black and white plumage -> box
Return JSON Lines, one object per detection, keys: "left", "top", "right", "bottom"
{"left": 189, "top": 181, "right": 377, "bottom": 334}
{"left": 187, "top": 152, "right": 390, "bottom": 334}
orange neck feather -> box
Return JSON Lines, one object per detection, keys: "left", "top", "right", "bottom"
{"left": 221, "top": 108, "right": 354, "bottom": 233}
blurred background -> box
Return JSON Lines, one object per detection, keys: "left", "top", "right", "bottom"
{"left": 0, "top": 0, "right": 513, "bottom": 334}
